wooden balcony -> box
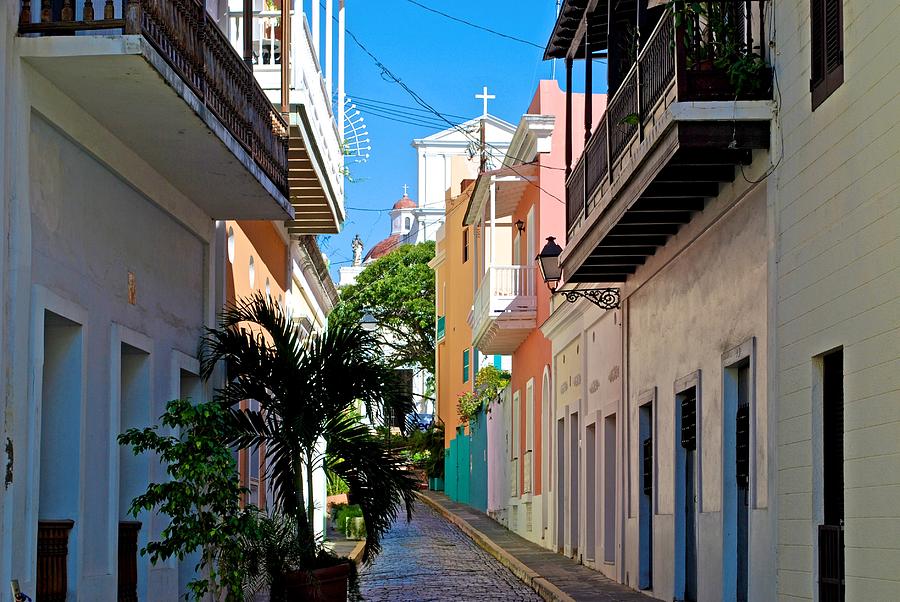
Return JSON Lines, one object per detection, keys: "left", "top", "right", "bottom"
{"left": 18, "top": 0, "right": 293, "bottom": 220}
{"left": 554, "top": 2, "right": 773, "bottom": 283}
{"left": 36, "top": 520, "right": 74, "bottom": 602}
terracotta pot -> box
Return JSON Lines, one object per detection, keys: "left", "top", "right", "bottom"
{"left": 281, "top": 562, "right": 350, "bottom": 602}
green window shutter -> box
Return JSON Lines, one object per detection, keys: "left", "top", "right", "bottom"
{"left": 463, "top": 349, "right": 470, "bottom": 383}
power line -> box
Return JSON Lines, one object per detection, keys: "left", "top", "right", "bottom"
{"left": 401, "top": 0, "right": 544, "bottom": 50}
{"left": 348, "top": 93, "right": 471, "bottom": 122}
{"left": 341, "top": 14, "right": 570, "bottom": 204}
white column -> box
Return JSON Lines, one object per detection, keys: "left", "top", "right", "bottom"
{"left": 312, "top": 0, "right": 320, "bottom": 57}
{"left": 338, "top": 0, "right": 345, "bottom": 133}
{"left": 489, "top": 178, "right": 496, "bottom": 268}
{"left": 325, "top": 0, "right": 333, "bottom": 101}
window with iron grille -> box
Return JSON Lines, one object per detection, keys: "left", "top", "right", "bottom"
{"left": 819, "top": 349, "right": 845, "bottom": 602}
{"left": 680, "top": 390, "right": 697, "bottom": 451}
{"left": 642, "top": 436, "right": 653, "bottom": 497}
{"left": 810, "top": 0, "right": 844, "bottom": 109}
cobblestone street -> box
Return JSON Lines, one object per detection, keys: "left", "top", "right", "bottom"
{"left": 359, "top": 501, "right": 541, "bottom": 601}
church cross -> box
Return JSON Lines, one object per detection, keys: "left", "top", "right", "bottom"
{"left": 402, "top": 184, "right": 409, "bottom": 196}
{"left": 475, "top": 86, "right": 496, "bottom": 116}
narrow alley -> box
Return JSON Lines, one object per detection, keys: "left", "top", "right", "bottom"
{"left": 359, "top": 501, "right": 541, "bottom": 601}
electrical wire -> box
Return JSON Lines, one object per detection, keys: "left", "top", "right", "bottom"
{"left": 401, "top": 0, "right": 545, "bottom": 50}
{"left": 348, "top": 93, "right": 471, "bottom": 122}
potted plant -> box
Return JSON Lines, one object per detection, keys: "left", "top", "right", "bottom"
{"left": 201, "top": 292, "right": 418, "bottom": 601}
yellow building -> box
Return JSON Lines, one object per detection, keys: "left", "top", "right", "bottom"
{"left": 430, "top": 183, "right": 477, "bottom": 449}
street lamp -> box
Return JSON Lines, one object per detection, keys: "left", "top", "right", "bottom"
{"left": 360, "top": 312, "right": 378, "bottom": 332}
{"left": 536, "top": 236, "right": 621, "bottom": 310}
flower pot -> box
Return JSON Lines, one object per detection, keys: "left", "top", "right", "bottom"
{"left": 282, "top": 562, "right": 350, "bottom": 602}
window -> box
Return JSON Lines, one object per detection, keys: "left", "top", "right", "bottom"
{"left": 227, "top": 226, "right": 235, "bottom": 263}
{"left": 810, "top": 0, "right": 843, "bottom": 109}
{"left": 462, "top": 229, "right": 469, "bottom": 263}
{"left": 463, "top": 349, "right": 470, "bottom": 382}
{"left": 248, "top": 256, "right": 255, "bottom": 288}
{"left": 818, "top": 349, "right": 845, "bottom": 601}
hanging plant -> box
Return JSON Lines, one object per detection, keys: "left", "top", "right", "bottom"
{"left": 456, "top": 365, "right": 511, "bottom": 424}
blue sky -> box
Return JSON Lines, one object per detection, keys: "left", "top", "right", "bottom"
{"left": 309, "top": 0, "right": 600, "bottom": 277}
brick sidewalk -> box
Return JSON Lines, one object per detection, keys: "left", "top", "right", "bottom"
{"left": 418, "top": 491, "right": 652, "bottom": 602}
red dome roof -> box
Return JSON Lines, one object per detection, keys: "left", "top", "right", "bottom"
{"left": 364, "top": 234, "right": 403, "bottom": 262}
{"left": 392, "top": 195, "right": 417, "bottom": 210}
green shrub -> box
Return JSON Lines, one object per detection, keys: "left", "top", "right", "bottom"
{"left": 334, "top": 504, "right": 365, "bottom": 538}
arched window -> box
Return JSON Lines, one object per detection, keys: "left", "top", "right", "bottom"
{"left": 404, "top": 216, "right": 412, "bottom": 230}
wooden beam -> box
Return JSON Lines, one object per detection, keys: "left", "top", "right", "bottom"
{"left": 655, "top": 164, "right": 735, "bottom": 183}
{"left": 602, "top": 234, "right": 668, "bottom": 246}
{"left": 609, "top": 223, "right": 680, "bottom": 236}
{"left": 629, "top": 198, "right": 705, "bottom": 212}
{"left": 618, "top": 211, "right": 693, "bottom": 225}
{"left": 642, "top": 181, "right": 720, "bottom": 198}
{"left": 591, "top": 245, "right": 657, "bottom": 256}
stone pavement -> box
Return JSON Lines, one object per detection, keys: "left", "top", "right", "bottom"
{"left": 418, "top": 491, "right": 652, "bottom": 602}
{"left": 358, "top": 500, "right": 542, "bottom": 601}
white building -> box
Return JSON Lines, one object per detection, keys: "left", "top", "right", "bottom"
{"left": 1, "top": 0, "right": 343, "bottom": 599}
{"left": 411, "top": 114, "right": 516, "bottom": 244}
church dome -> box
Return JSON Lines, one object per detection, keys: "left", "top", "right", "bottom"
{"left": 364, "top": 234, "right": 402, "bottom": 262}
{"left": 392, "top": 195, "right": 416, "bottom": 210}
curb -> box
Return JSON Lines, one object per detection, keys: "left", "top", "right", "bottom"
{"left": 348, "top": 540, "right": 366, "bottom": 565}
{"left": 416, "top": 492, "right": 575, "bottom": 602}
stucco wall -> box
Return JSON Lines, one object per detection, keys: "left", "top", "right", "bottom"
{"left": 20, "top": 111, "right": 212, "bottom": 600}
{"left": 624, "top": 184, "right": 770, "bottom": 600}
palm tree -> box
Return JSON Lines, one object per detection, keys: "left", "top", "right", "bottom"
{"left": 199, "top": 292, "right": 417, "bottom": 567}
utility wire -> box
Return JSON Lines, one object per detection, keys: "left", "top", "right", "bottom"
{"left": 340, "top": 12, "right": 570, "bottom": 204}
{"left": 348, "top": 93, "right": 471, "bottom": 122}
{"left": 401, "top": 0, "right": 544, "bottom": 49}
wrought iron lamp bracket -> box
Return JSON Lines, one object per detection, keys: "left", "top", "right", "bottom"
{"left": 557, "top": 287, "right": 620, "bottom": 309}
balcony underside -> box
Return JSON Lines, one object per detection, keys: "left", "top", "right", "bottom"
{"left": 21, "top": 36, "right": 292, "bottom": 220}
{"left": 473, "top": 310, "right": 537, "bottom": 356}
{"left": 285, "top": 105, "right": 344, "bottom": 235}
{"left": 563, "top": 119, "right": 769, "bottom": 283}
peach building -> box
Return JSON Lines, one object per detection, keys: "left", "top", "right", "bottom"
{"left": 463, "top": 81, "right": 604, "bottom": 545}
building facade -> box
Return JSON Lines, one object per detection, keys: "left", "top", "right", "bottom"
{"left": 463, "top": 81, "right": 603, "bottom": 545}
{"left": 538, "top": 1, "right": 900, "bottom": 601}
{"left": 0, "top": 0, "right": 343, "bottom": 599}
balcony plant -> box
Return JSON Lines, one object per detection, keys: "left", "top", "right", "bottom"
{"left": 201, "top": 292, "right": 417, "bottom": 601}
{"left": 668, "top": 1, "right": 770, "bottom": 97}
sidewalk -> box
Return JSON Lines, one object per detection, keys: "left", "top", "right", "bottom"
{"left": 417, "top": 491, "right": 651, "bottom": 602}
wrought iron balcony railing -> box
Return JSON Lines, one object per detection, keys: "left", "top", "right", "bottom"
{"left": 566, "top": 2, "right": 771, "bottom": 235}
{"left": 19, "top": 0, "right": 289, "bottom": 197}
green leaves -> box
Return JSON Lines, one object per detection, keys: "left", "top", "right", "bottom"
{"left": 456, "top": 365, "right": 511, "bottom": 424}
{"left": 200, "top": 292, "right": 419, "bottom": 568}
{"left": 330, "top": 241, "right": 436, "bottom": 374}
{"left": 117, "top": 399, "right": 253, "bottom": 601}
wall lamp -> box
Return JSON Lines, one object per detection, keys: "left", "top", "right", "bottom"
{"left": 515, "top": 219, "right": 526, "bottom": 233}
{"left": 535, "top": 236, "right": 621, "bottom": 310}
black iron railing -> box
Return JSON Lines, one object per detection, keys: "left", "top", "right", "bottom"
{"left": 565, "top": 2, "right": 770, "bottom": 234}
{"left": 818, "top": 524, "right": 845, "bottom": 602}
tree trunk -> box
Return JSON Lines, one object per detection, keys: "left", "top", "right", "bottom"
{"left": 293, "top": 448, "right": 314, "bottom": 559}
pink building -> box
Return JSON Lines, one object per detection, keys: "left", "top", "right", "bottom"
{"left": 464, "top": 81, "right": 605, "bottom": 545}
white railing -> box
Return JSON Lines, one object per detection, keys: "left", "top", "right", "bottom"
{"left": 226, "top": 6, "right": 344, "bottom": 211}
{"left": 472, "top": 265, "right": 537, "bottom": 329}
{"left": 227, "top": 9, "right": 284, "bottom": 68}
